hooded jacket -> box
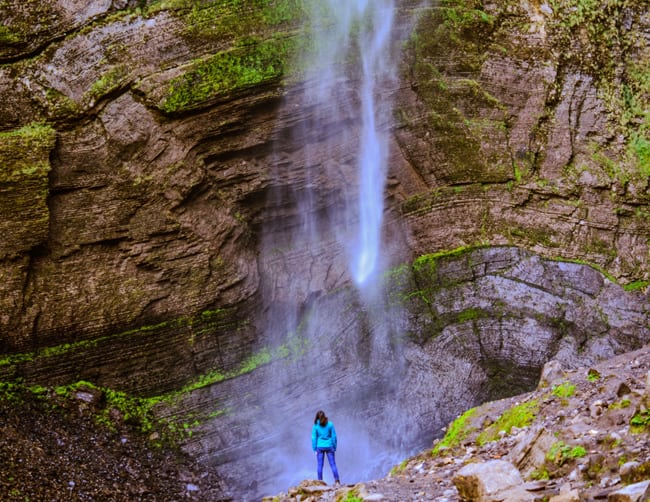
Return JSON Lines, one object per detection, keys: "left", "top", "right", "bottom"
{"left": 312, "top": 420, "right": 337, "bottom": 451}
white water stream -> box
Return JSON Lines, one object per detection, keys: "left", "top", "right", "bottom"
{"left": 252, "top": 1, "right": 409, "bottom": 498}
{"left": 308, "top": 0, "right": 396, "bottom": 286}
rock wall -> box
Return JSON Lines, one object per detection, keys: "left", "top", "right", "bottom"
{"left": 394, "top": 0, "right": 650, "bottom": 279}
{"left": 0, "top": 0, "right": 649, "bottom": 499}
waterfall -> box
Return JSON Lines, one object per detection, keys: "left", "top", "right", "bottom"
{"left": 349, "top": 1, "right": 395, "bottom": 286}
{"left": 304, "top": 0, "right": 396, "bottom": 287}
{"left": 249, "top": 0, "right": 408, "bottom": 498}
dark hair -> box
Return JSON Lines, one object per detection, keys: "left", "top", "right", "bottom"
{"left": 314, "top": 410, "right": 328, "bottom": 426}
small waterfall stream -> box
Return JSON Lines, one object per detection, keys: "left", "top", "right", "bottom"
{"left": 323, "top": 0, "right": 396, "bottom": 287}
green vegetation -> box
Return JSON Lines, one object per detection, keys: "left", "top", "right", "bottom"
{"left": 0, "top": 122, "right": 55, "bottom": 142}
{"left": 340, "top": 491, "right": 363, "bottom": 502}
{"left": 162, "top": 35, "right": 300, "bottom": 112}
{"left": 432, "top": 407, "right": 477, "bottom": 455}
{"left": 0, "top": 123, "right": 56, "bottom": 175}
{"left": 152, "top": 0, "right": 311, "bottom": 113}
{"left": 630, "top": 409, "right": 650, "bottom": 432}
{"left": 174, "top": 340, "right": 299, "bottom": 395}
{"left": 2, "top": 379, "right": 191, "bottom": 444}
{"left": 529, "top": 467, "right": 550, "bottom": 480}
{"left": 383, "top": 244, "right": 489, "bottom": 312}
{"left": 405, "top": 0, "right": 511, "bottom": 184}
{"left": 0, "top": 359, "right": 241, "bottom": 445}
{"left": 0, "top": 308, "right": 312, "bottom": 444}
{"left": 438, "top": 0, "right": 494, "bottom": 30}
{"left": 457, "top": 307, "right": 486, "bottom": 323}
{"left": 54, "top": 381, "right": 165, "bottom": 434}
{"left": 413, "top": 245, "right": 485, "bottom": 272}
{"left": 0, "top": 121, "right": 56, "bottom": 224}
{"left": 0, "top": 25, "right": 21, "bottom": 45}
{"left": 623, "top": 280, "right": 650, "bottom": 292}
{"left": 546, "top": 441, "right": 587, "bottom": 466}
{"left": 476, "top": 399, "right": 539, "bottom": 445}
{"left": 86, "top": 65, "right": 128, "bottom": 101}
{"left": 0, "top": 381, "right": 47, "bottom": 403}
{"left": 549, "top": 257, "right": 618, "bottom": 284}
{"left": 0, "top": 2, "right": 59, "bottom": 50}
{"left": 621, "top": 460, "right": 650, "bottom": 484}
{"left": 587, "top": 368, "right": 601, "bottom": 382}
{"left": 608, "top": 398, "right": 631, "bottom": 410}
{"left": 548, "top": 1, "right": 649, "bottom": 180}
{"left": 552, "top": 382, "right": 576, "bottom": 399}
{"left": 181, "top": 0, "right": 307, "bottom": 38}
{"left": 0, "top": 309, "right": 238, "bottom": 368}
{"left": 390, "top": 459, "right": 409, "bottom": 475}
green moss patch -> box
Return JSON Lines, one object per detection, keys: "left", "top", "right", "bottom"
{"left": 179, "top": 0, "right": 307, "bottom": 38}
{"left": 552, "top": 382, "right": 576, "bottom": 399}
{"left": 0, "top": 123, "right": 57, "bottom": 255}
{"left": 405, "top": 0, "right": 512, "bottom": 184}
{"left": 0, "top": 1, "right": 61, "bottom": 55}
{"left": 150, "top": 0, "right": 310, "bottom": 113}
{"left": 161, "top": 34, "right": 300, "bottom": 112}
{"left": 476, "top": 399, "right": 539, "bottom": 445}
{"left": 0, "top": 307, "right": 311, "bottom": 442}
{"left": 0, "top": 123, "right": 56, "bottom": 181}
{"left": 432, "top": 407, "right": 478, "bottom": 455}
{"left": 546, "top": 441, "right": 587, "bottom": 466}
{"left": 630, "top": 409, "right": 650, "bottom": 432}
{"left": 0, "top": 307, "right": 244, "bottom": 370}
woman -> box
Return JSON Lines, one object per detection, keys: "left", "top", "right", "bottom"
{"left": 311, "top": 410, "right": 341, "bottom": 485}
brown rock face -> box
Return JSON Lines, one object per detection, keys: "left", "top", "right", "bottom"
{"left": 0, "top": 0, "right": 649, "bottom": 499}
{"left": 395, "top": 0, "right": 650, "bottom": 279}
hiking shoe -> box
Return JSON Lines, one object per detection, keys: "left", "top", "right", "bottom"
{"left": 334, "top": 480, "right": 341, "bottom": 487}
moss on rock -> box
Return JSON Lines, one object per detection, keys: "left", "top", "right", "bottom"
{"left": 0, "top": 123, "right": 56, "bottom": 257}
{"left": 404, "top": 0, "right": 511, "bottom": 183}
{"left": 153, "top": 0, "right": 309, "bottom": 113}
{"left": 161, "top": 34, "right": 301, "bottom": 113}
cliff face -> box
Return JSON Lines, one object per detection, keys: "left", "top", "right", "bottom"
{"left": 0, "top": 0, "right": 649, "bottom": 499}
{"left": 395, "top": 0, "right": 650, "bottom": 278}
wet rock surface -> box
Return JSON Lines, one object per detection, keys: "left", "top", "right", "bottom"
{"left": 0, "top": 0, "right": 649, "bottom": 500}
{"left": 0, "top": 0, "right": 648, "bottom": 384}
{"left": 268, "top": 345, "right": 650, "bottom": 501}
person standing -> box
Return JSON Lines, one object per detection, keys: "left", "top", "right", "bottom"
{"left": 311, "top": 410, "right": 341, "bottom": 486}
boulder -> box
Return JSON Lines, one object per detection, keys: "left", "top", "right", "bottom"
{"left": 550, "top": 485, "right": 581, "bottom": 502}
{"left": 452, "top": 460, "right": 525, "bottom": 501}
{"left": 539, "top": 360, "right": 565, "bottom": 389}
{"left": 607, "top": 480, "right": 650, "bottom": 502}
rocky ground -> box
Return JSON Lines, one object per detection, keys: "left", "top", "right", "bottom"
{"left": 3, "top": 344, "right": 650, "bottom": 501}
{"left": 265, "top": 345, "right": 650, "bottom": 502}
{"left": 0, "top": 384, "right": 226, "bottom": 501}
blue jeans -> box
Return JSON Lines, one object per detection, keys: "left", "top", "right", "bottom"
{"left": 316, "top": 448, "right": 340, "bottom": 482}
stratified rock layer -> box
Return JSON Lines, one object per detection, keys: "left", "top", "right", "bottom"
{"left": 0, "top": 0, "right": 649, "bottom": 499}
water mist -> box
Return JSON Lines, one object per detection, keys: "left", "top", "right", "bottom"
{"left": 251, "top": 0, "right": 414, "bottom": 498}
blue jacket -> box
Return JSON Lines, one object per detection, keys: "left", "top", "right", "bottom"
{"left": 312, "top": 421, "right": 337, "bottom": 451}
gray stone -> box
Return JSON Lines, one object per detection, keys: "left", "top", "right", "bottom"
{"left": 620, "top": 461, "right": 642, "bottom": 480}
{"left": 608, "top": 480, "right": 650, "bottom": 502}
{"left": 539, "top": 360, "right": 566, "bottom": 389}
{"left": 453, "top": 460, "right": 524, "bottom": 501}
{"left": 550, "top": 489, "right": 581, "bottom": 502}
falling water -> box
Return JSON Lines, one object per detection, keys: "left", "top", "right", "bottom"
{"left": 349, "top": 1, "right": 395, "bottom": 286}
{"left": 310, "top": 0, "right": 396, "bottom": 286}
{"left": 248, "top": 1, "right": 410, "bottom": 498}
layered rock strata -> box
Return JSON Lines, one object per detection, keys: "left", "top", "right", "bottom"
{"left": 0, "top": 0, "right": 649, "bottom": 499}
